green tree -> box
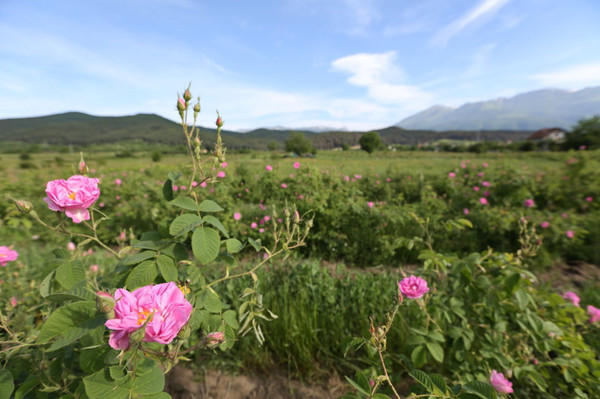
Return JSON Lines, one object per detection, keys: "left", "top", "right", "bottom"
{"left": 359, "top": 131, "right": 383, "bottom": 153}
{"left": 564, "top": 116, "right": 600, "bottom": 150}
{"left": 285, "top": 132, "right": 314, "bottom": 154}
{"left": 267, "top": 141, "right": 278, "bottom": 151}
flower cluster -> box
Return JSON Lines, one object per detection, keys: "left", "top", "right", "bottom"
{"left": 104, "top": 282, "right": 193, "bottom": 350}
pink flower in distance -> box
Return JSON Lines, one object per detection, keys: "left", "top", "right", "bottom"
{"left": 293, "top": 161, "right": 300, "bottom": 169}
{"left": 479, "top": 197, "right": 488, "bottom": 205}
{"left": 448, "top": 172, "right": 456, "bottom": 178}
{"left": 44, "top": 175, "right": 100, "bottom": 223}
{"left": 482, "top": 162, "right": 489, "bottom": 167}
{"left": 473, "top": 186, "right": 480, "bottom": 191}
{"left": 562, "top": 291, "right": 580, "bottom": 307}
{"left": 10, "top": 297, "right": 18, "bottom": 307}
{"left": 281, "top": 183, "right": 287, "bottom": 188}
{"left": 89, "top": 264, "right": 99, "bottom": 273}
{"left": 587, "top": 305, "right": 600, "bottom": 323}
{"left": 463, "top": 208, "right": 470, "bottom": 215}
{"left": 200, "top": 181, "right": 207, "bottom": 188}
{"left": 250, "top": 222, "right": 258, "bottom": 229}
{"left": 540, "top": 221, "right": 550, "bottom": 229}
{"left": 566, "top": 230, "right": 575, "bottom": 239}
{"left": 523, "top": 199, "right": 535, "bottom": 208}
{"left": 114, "top": 178, "right": 122, "bottom": 186}
{"left": 367, "top": 201, "right": 374, "bottom": 208}
{"left": 0, "top": 246, "right": 18, "bottom": 266}
{"left": 586, "top": 196, "right": 593, "bottom": 202}
{"left": 67, "top": 242, "right": 76, "bottom": 251}
{"left": 398, "top": 276, "right": 429, "bottom": 299}
{"left": 265, "top": 165, "right": 273, "bottom": 171}
{"left": 104, "top": 282, "right": 192, "bottom": 350}
{"left": 482, "top": 181, "right": 491, "bottom": 187}
{"left": 217, "top": 171, "right": 226, "bottom": 178}
{"left": 490, "top": 370, "right": 513, "bottom": 394}
{"left": 221, "top": 162, "right": 228, "bottom": 168}
{"left": 233, "top": 212, "right": 242, "bottom": 221}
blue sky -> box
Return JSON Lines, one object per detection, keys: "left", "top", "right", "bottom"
{"left": 1, "top": 0, "right": 599, "bottom": 131}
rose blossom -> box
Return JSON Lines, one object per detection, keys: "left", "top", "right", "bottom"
{"left": 587, "top": 305, "right": 600, "bottom": 323}
{"left": 398, "top": 276, "right": 429, "bottom": 299}
{"left": 44, "top": 175, "right": 100, "bottom": 223}
{"left": 104, "top": 282, "right": 192, "bottom": 350}
{"left": 523, "top": 199, "right": 535, "bottom": 208}
{"left": 0, "top": 246, "right": 18, "bottom": 266}
{"left": 233, "top": 212, "right": 242, "bottom": 221}
{"left": 293, "top": 161, "right": 300, "bottom": 169}
{"left": 448, "top": 172, "right": 456, "bottom": 178}
{"left": 367, "top": 201, "right": 374, "bottom": 208}
{"left": 566, "top": 230, "right": 574, "bottom": 239}
{"left": 265, "top": 165, "right": 273, "bottom": 171}
{"left": 490, "top": 370, "right": 513, "bottom": 394}
{"left": 217, "top": 171, "right": 226, "bottom": 178}
{"left": 479, "top": 197, "right": 488, "bottom": 205}
{"left": 562, "top": 291, "right": 580, "bottom": 307}
{"left": 540, "top": 221, "right": 550, "bottom": 229}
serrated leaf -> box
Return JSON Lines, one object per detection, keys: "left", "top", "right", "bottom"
{"left": 198, "top": 200, "right": 223, "bottom": 212}
{"left": 427, "top": 331, "right": 445, "bottom": 342}
{"left": 156, "top": 255, "right": 178, "bottom": 282}
{"left": 226, "top": 238, "right": 244, "bottom": 253}
{"left": 125, "top": 260, "right": 158, "bottom": 290}
{"left": 163, "top": 179, "right": 174, "bottom": 201}
{"left": 430, "top": 374, "right": 449, "bottom": 395}
{"left": 426, "top": 341, "right": 444, "bottom": 363}
{"left": 192, "top": 227, "right": 220, "bottom": 264}
{"left": 202, "top": 291, "right": 223, "bottom": 313}
{"left": 248, "top": 238, "right": 262, "bottom": 252}
{"left": 409, "top": 370, "right": 434, "bottom": 392}
{"left": 37, "top": 301, "right": 104, "bottom": 351}
{"left": 411, "top": 345, "right": 428, "bottom": 368}
{"left": 131, "top": 240, "right": 161, "bottom": 250}
{"left": 463, "top": 381, "right": 498, "bottom": 399}
{"left": 223, "top": 310, "right": 239, "bottom": 329}
{"left": 169, "top": 196, "right": 198, "bottom": 211}
{"left": 0, "top": 370, "right": 14, "bottom": 399}
{"left": 169, "top": 214, "right": 202, "bottom": 237}
{"left": 56, "top": 261, "right": 86, "bottom": 290}
{"left": 203, "top": 215, "right": 229, "bottom": 237}
{"left": 83, "top": 359, "right": 165, "bottom": 399}
{"left": 121, "top": 251, "right": 156, "bottom": 266}
{"left": 40, "top": 270, "right": 55, "bottom": 298}
{"left": 344, "top": 376, "right": 370, "bottom": 396}
{"left": 52, "top": 248, "right": 71, "bottom": 259}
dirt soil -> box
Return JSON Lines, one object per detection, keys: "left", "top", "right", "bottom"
{"left": 165, "top": 366, "right": 350, "bottom": 399}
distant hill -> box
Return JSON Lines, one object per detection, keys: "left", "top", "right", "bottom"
{"left": 0, "top": 112, "right": 533, "bottom": 150}
{"left": 397, "top": 86, "right": 600, "bottom": 131}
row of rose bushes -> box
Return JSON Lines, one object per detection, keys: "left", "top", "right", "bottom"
{"left": 1, "top": 150, "right": 598, "bottom": 267}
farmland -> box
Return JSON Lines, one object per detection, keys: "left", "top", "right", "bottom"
{"left": 1, "top": 143, "right": 599, "bottom": 398}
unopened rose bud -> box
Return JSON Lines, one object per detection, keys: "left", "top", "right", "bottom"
{"left": 206, "top": 331, "right": 225, "bottom": 347}
{"left": 96, "top": 291, "right": 116, "bottom": 318}
{"left": 193, "top": 102, "right": 200, "bottom": 114}
{"left": 216, "top": 117, "right": 224, "bottom": 128}
{"left": 293, "top": 210, "right": 300, "bottom": 224}
{"left": 15, "top": 200, "right": 33, "bottom": 214}
{"left": 183, "top": 88, "right": 192, "bottom": 102}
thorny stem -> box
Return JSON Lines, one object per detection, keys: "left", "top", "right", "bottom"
{"left": 377, "top": 346, "right": 402, "bottom": 399}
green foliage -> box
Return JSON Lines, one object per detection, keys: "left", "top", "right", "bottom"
{"left": 285, "top": 131, "right": 314, "bottom": 154}
{"left": 565, "top": 115, "right": 600, "bottom": 150}
{"left": 359, "top": 131, "right": 383, "bottom": 153}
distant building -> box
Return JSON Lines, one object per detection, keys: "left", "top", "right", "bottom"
{"left": 528, "top": 127, "right": 566, "bottom": 142}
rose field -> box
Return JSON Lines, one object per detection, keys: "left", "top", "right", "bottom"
{"left": 1, "top": 93, "right": 600, "bottom": 399}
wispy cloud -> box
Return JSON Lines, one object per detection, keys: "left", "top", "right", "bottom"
{"left": 465, "top": 43, "right": 496, "bottom": 77}
{"left": 331, "top": 51, "right": 432, "bottom": 108}
{"left": 530, "top": 62, "right": 600, "bottom": 87}
{"left": 432, "top": 0, "right": 511, "bottom": 46}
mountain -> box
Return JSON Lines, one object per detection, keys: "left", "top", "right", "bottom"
{"left": 397, "top": 86, "right": 600, "bottom": 131}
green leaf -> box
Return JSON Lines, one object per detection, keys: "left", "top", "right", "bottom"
{"left": 126, "top": 260, "right": 158, "bottom": 289}
{"left": 83, "top": 360, "right": 165, "bottom": 399}
{"left": 56, "top": 261, "right": 86, "bottom": 290}
{"left": 409, "top": 370, "right": 434, "bottom": 392}
{"left": 411, "top": 345, "right": 428, "bottom": 368}
{"left": 156, "top": 255, "right": 178, "bottom": 282}
{"left": 121, "top": 251, "right": 156, "bottom": 266}
{"left": 344, "top": 376, "right": 370, "bottom": 396}
{"left": 223, "top": 310, "right": 239, "bottom": 329}
{"left": 202, "top": 291, "right": 223, "bottom": 313}
{"left": 169, "top": 214, "right": 202, "bottom": 237}
{"left": 463, "top": 381, "right": 498, "bottom": 399}
{"left": 14, "top": 375, "right": 38, "bottom": 399}
{"left": 169, "top": 196, "right": 198, "bottom": 212}
{"left": 131, "top": 240, "right": 161, "bottom": 250}
{"left": 45, "top": 280, "right": 95, "bottom": 302}
{"left": 427, "top": 330, "right": 445, "bottom": 342}
{"left": 198, "top": 200, "right": 223, "bottom": 212}
{"left": 37, "top": 301, "right": 104, "bottom": 351}
{"left": 371, "top": 394, "right": 391, "bottom": 399}
{"left": 163, "top": 179, "right": 174, "bottom": 201}
{"left": 40, "top": 270, "right": 55, "bottom": 298}
{"left": 192, "top": 227, "right": 220, "bottom": 264}
{"left": 430, "top": 374, "right": 449, "bottom": 395}
{"left": 52, "top": 248, "right": 71, "bottom": 259}
{"left": 426, "top": 341, "right": 444, "bottom": 363}
{"left": 248, "top": 238, "right": 262, "bottom": 252}
{"left": 203, "top": 215, "right": 229, "bottom": 237}
{"left": 0, "top": 370, "right": 14, "bottom": 399}
{"left": 226, "top": 238, "right": 244, "bottom": 254}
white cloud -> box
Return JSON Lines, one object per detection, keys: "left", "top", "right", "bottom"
{"left": 530, "top": 62, "right": 600, "bottom": 87}
{"left": 465, "top": 43, "right": 496, "bottom": 77}
{"left": 432, "top": 0, "right": 511, "bottom": 46}
{"left": 331, "top": 51, "right": 432, "bottom": 107}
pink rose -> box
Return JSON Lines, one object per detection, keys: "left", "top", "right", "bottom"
{"left": 540, "top": 221, "right": 550, "bottom": 229}
{"left": 265, "top": 165, "right": 273, "bottom": 171}
{"left": 482, "top": 181, "right": 491, "bottom": 187}
{"left": 114, "top": 178, "right": 122, "bottom": 187}
{"left": 463, "top": 208, "right": 470, "bottom": 215}
{"left": 89, "top": 264, "right": 99, "bottom": 273}
{"left": 367, "top": 201, "right": 374, "bottom": 208}
{"left": 293, "top": 161, "right": 300, "bottom": 169}
{"left": 398, "top": 276, "right": 429, "bottom": 299}
{"left": 479, "top": 197, "right": 488, "bottom": 205}
{"left": 473, "top": 186, "right": 480, "bottom": 191}
{"left": 587, "top": 305, "right": 600, "bottom": 323}
{"left": 250, "top": 222, "right": 258, "bottom": 229}
{"left": 67, "top": 242, "right": 77, "bottom": 251}
{"left": 217, "top": 171, "right": 226, "bottom": 178}
{"left": 281, "top": 183, "right": 287, "bottom": 188}
{"left": 221, "top": 162, "right": 228, "bottom": 168}
{"left": 10, "top": 297, "right": 18, "bottom": 307}
{"left": 0, "top": 246, "right": 18, "bottom": 266}
{"left": 233, "top": 212, "right": 242, "bottom": 221}
{"left": 490, "top": 370, "right": 513, "bottom": 394}
{"left": 523, "top": 199, "right": 535, "bottom": 208}
{"left": 448, "top": 172, "right": 456, "bottom": 178}
{"left": 586, "top": 196, "right": 593, "bottom": 202}
{"left": 104, "top": 282, "right": 192, "bottom": 350}
{"left": 566, "top": 230, "right": 574, "bottom": 239}
{"left": 206, "top": 331, "right": 225, "bottom": 346}
{"left": 562, "top": 291, "right": 580, "bottom": 307}
{"left": 44, "top": 175, "right": 100, "bottom": 223}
